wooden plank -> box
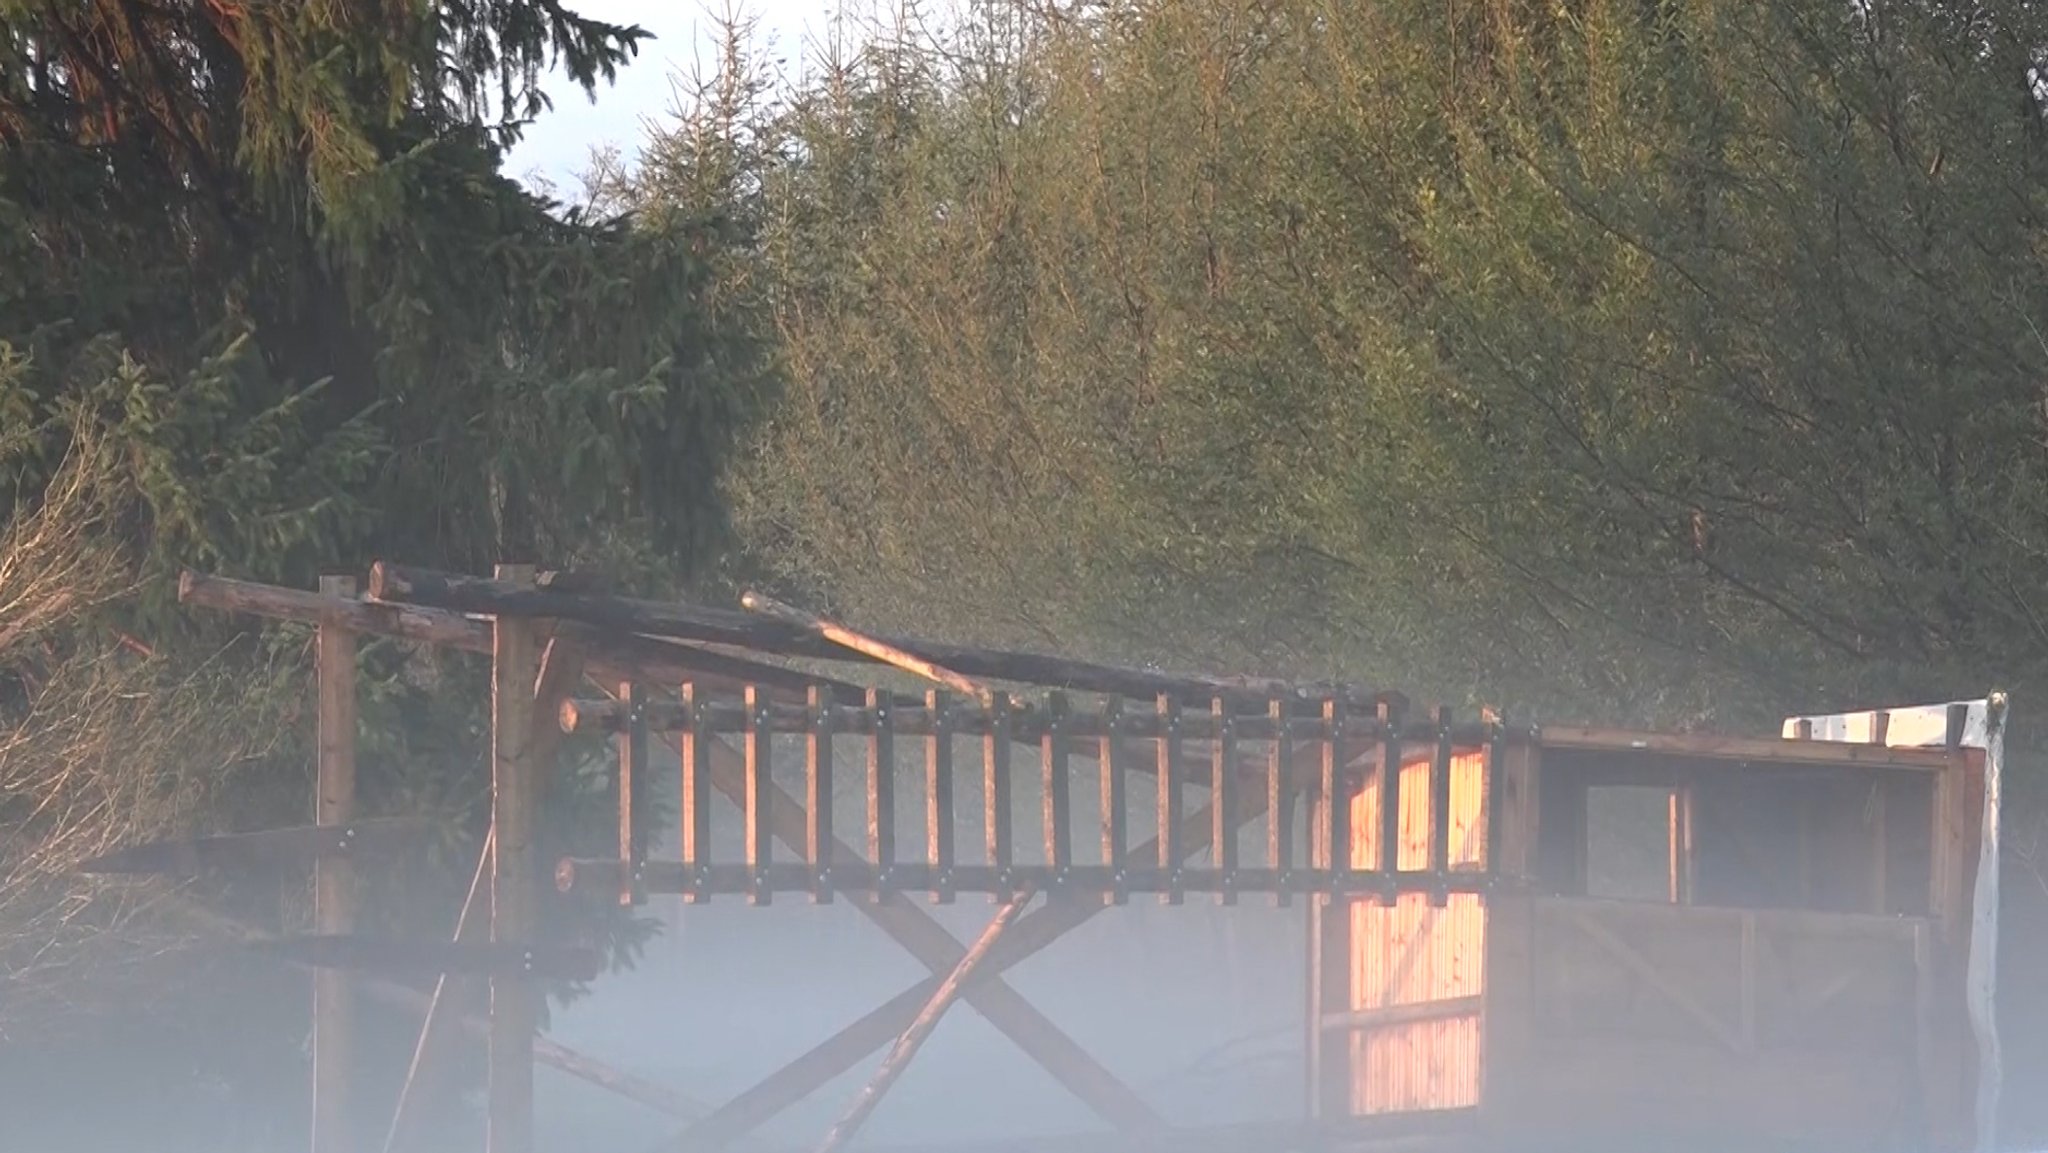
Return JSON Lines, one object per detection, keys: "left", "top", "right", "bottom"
{"left": 488, "top": 564, "right": 540, "bottom": 1153}
{"left": 1269, "top": 698, "right": 1294, "bottom": 907}
{"left": 1211, "top": 698, "right": 1237, "bottom": 905}
{"left": 368, "top": 562, "right": 1381, "bottom": 711}
{"left": 926, "top": 690, "right": 955, "bottom": 904}
{"left": 1321, "top": 994, "right": 1484, "bottom": 1034}
{"left": 313, "top": 574, "right": 358, "bottom": 1153}
{"left": 1324, "top": 699, "right": 1349, "bottom": 881}
{"left": 1539, "top": 725, "right": 1959, "bottom": 772}
{"left": 1483, "top": 711, "right": 1506, "bottom": 879}
{"left": 1378, "top": 701, "right": 1401, "bottom": 877}
{"left": 809, "top": 685, "right": 836, "bottom": 904}
{"left": 1669, "top": 782, "right": 1695, "bottom": 906}
{"left": 814, "top": 893, "right": 1037, "bottom": 1153}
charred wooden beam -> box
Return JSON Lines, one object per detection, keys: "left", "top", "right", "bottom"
{"left": 744, "top": 590, "right": 992, "bottom": 705}
{"left": 76, "top": 816, "right": 434, "bottom": 876}
{"left": 367, "top": 562, "right": 1388, "bottom": 710}
{"left": 248, "top": 934, "right": 602, "bottom": 982}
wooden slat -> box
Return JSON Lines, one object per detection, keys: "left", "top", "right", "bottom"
{"left": 1324, "top": 699, "right": 1348, "bottom": 881}
{"left": 986, "top": 692, "right": 1014, "bottom": 893}
{"left": 487, "top": 564, "right": 540, "bottom": 1153}
{"left": 1483, "top": 711, "right": 1507, "bottom": 877}
{"left": 313, "top": 574, "right": 358, "bottom": 1153}
{"left": 1269, "top": 697, "right": 1294, "bottom": 907}
{"left": 1044, "top": 692, "right": 1073, "bottom": 885}
{"left": 1158, "top": 695, "right": 1185, "bottom": 905}
{"left": 809, "top": 685, "right": 835, "bottom": 904}
{"left": 926, "top": 690, "right": 956, "bottom": 904}
{"left": 869, "top": 686, "right": 897, "bottom": 901}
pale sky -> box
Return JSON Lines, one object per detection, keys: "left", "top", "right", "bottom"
{"left": 505, "top": 0, "right": 841, "bottom": 189}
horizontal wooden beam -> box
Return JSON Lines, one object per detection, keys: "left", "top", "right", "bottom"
{"left": 1319, "top": 995, "right": 1484, "bottom": 1034}
{"left": 76, "top": 816, "right": 434, "bottom": 876}
{"left": 556, "top": 860, "right": 1492, "bottom": 902}
{"left": 248, "top": 934, "right": 603, "bottom": 982}
{"left": 368, "top": 562, "right": 1391, "bottom": 710}
{"left": 1542, "top": 725, "right": 1961, "bottom": 772}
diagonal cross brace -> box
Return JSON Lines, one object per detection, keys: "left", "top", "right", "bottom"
{"left": 617, "top": 686, "right": 1176, "bottom": 1144}
{"left": 663, "top": 770, "right": 1283, "bottom": 1153}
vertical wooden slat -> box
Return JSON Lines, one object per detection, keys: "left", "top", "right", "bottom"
{"left": 1428, "top": 705, "right": 1453, "bottom": 906}
{"left": 1270, "top": 698, "right": 1294, "bottom": 907}
{"left": 926, "top": 690, "right": 955, "bottom": 904}
{"left": 1482, "top": 711, "right": 1506, "bottom": 879}
{"left": 868, "top": 686, "right": 896, "bottom": 900}
{"left": 487, "top": 564, "right": 539, "bottom": 1153}
{"left": 986, "top": 692, "right": 1014, "bottom": 897}
{"left": 1324, "top": 698, "right": 1348, "bottom": 889}
{"left": 1043, "top": 692, "right": 1072, "bottom": 887}
{"left": 1100, "top": 698, "right": 1129, "bottom": 904}
{"left": 1212, "top": 697, "right": 1238, "bottom": 905}
{"left": 313, "top": 575, "right": 358, "bottom": 1153}
{"left": 808, "top": 685, "right": 835, "bottom": 904}
{"left": 746, "top": 684, "right": 773, "bottom": 906}
{"left": 1870, "top": 710, "right": 1890, "bottom": 914}
{"left": 680, "top": 683, "right": 710, "bottom": 904}
{"left": 1377, "top": 701, "right": 1401, "bottom": 879}
{"left": 1158, "top": 694, "right": 1184, "bottom": 905}
{"left": 1668, "top": 782, "right": 1695, "bottom": 906}
{"left": 617, "top": 681, "right": 645, "bottom": 907}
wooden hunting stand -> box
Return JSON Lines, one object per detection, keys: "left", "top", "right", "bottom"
{"left": 95, "top": 562, "right": 1999, "bottom": 1153}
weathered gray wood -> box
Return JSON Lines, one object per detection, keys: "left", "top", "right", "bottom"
{"left": 313, "top": 574, "right": 357, "bottom": 1153}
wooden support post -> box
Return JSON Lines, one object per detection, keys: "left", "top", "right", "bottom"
{"left": 1043, "top": 692, "right": 1072, "bottom": 890}
{"left": 1268, "top": 698, "right": 1293, "bottom": 907}
{"left": 1377, "top": 700, "right": 1400, "bottom": 878}
{"left": 1211, "top": 698, "right": 1237, "bottom": 906}
{"left": 681, "top": 684, "right": 710, "bottom": 903}
{"left": 385, "top": 635, "right": 584, "bottom": 1153}
{"left": 619, "top": 681, "right": 645, "bottom": 907}
{"left": 927, "top": 691, "right": 955, "bottom": 904}
{"left": 1428, "top": 705, "right": 1452, "bottom": 907}
{"left": 1669, "top": 780, "right": 1695, "bottom": 906}
{"left": 869, "top": 686, "right": 896, "bottom": 901}
{"left": 1323, "top": 698, "right": 1349, "bottom": 881}
{"left": 313, "top": 575, "right": 358, "bottom": 1153}
{"left": 813, "top": 892, "right": 1036, "bottom": 1153}
{"left": 1100, "top": 699, "right": 1129, "bottom": 905}
{"left": 488, "top": 563, "right": 540, "bottom": 1153}
{"left": 986, "top": 692, "right": 1014, "bottom": 896}
{"left": 1158, "top": 695, "right": 1184, "bottom": 905}
{"left": 809, "top": 685, "right": 836, "bottom": 904}
{"left": 747, "top": 685, "right": 773, "bottom": 906}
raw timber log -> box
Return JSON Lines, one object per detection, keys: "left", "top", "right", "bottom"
{"left": 313, "top": 575, "right": 359, "bottom": 1153}
{"left": 742, "top": 590, "right": 994, "bottom": 704}
{"left": 368, "top": 561, "right": 1386, "bottom": 709}
{"left": 388, "top": 631, "right": 584, "bottom": 1153}
{"left": 75, "top": 816, "right": 433, "bottom": 876}
{"left": 814, "top": 892, "right": 1037, "bottom": 1153}
{"left": 488, "top": 564, "right": 542, "bottom": 1153}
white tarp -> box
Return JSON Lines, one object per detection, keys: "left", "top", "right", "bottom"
{"left": 1783, "top": 694, "right": 2008, "bottom": 1153}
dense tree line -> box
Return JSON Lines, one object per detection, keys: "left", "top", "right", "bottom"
{"left": 7, "top": 0, "right": 2048, "bottom": 1146}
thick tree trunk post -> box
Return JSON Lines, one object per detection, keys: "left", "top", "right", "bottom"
{"left": 813, "top": 890, "right": 1037, "bottom": 1153}
{"left": 313, "top": 575, "right": 359, "bottom": 1153}
{"left": 489, "top": 564, "right": 541, "bottom": 1153}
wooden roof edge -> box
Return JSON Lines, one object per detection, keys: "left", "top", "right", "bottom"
{"left": 1536, "top": 724, "right": 1966, "bottom": 771}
